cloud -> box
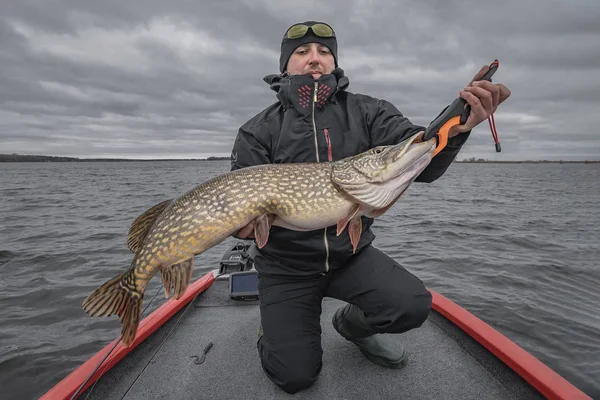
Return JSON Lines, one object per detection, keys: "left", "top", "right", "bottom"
{"left": 1, "top": 0, "right": 599, "bottom": 160}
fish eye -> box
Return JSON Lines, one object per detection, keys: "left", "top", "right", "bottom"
{"left": 375, "top": 148, "right": 384, "bottom": 154}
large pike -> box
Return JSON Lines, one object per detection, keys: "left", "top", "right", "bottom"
{"left": 82, "top": 133, "right": 436, "bottom": 346}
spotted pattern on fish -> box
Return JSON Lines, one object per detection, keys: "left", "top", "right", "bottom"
{"left": 82, "top": 134, "right": 437, "bottom": 346}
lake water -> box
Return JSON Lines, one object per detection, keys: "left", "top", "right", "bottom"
{"left": 1, "top": 161, "right": 599, "bottom": 399}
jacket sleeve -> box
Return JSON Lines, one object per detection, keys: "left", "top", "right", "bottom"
{"left": 230, "top": 124, "right": 271, "bottom": 171}
{"left": 369, "top": 99, "right": 470, "bottom": 183}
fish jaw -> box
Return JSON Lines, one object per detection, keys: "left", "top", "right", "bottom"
{"left": 369, "top": 140, "right": 435, "bottom": 206}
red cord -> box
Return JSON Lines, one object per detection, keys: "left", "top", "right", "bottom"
{"left": 488, "top": 113, "right": 500, "bottom": 151}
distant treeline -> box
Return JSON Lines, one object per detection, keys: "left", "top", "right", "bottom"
{"left": 1, "top": 154, "right": 597, "bottom": 164}
{"left": 0, "top": 154, "right": 231, "bottom": 162}
{"left": 457, "top": 157, "right": 599, "bottom": 164}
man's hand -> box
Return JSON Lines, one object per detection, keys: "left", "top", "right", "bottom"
{"left": 449, "top": 64, "right": 511, "bottom": 138}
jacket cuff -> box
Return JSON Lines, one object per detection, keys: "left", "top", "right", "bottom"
{"left": 445, "top": 130, "right": 471, "bottom": 149}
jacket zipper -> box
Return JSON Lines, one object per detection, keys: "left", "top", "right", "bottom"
{"left": 312, "top": 82, "right": 330, "bottom": 273}
{"left": 312, "top": 82, "right": 320, "bottom": 162}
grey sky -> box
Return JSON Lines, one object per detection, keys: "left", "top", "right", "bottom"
{"left": 1, "top": 0, "right": 599, "bottom": 160}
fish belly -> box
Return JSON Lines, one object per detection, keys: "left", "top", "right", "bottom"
{"left": 272, "top": 200, "right": 355, "bottom": 231}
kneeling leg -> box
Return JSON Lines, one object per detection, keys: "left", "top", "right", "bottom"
{"left": 257, "top": 275, "right": 325, "bottom": 394}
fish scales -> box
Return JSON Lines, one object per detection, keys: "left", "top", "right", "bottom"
{"left": 131, "top": 163, "right": 351, "bottom": 287}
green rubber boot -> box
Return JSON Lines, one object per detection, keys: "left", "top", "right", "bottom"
{"left": 332, "top": 303, "right": 408, "bottom": 369}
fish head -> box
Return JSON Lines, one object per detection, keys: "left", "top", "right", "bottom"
{"left": 331, "top": 132, "right": 436, "bottom": 210}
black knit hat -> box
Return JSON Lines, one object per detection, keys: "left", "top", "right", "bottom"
{"left": 279, "top": 21, "right": 338, "bottom": 73}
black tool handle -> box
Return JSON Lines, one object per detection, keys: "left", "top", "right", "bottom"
{"left": 423, "top": 97, "right": 467, "bottom": 141}
{"left": 423, "top": 59, "right": 499, "bottom": 141}
{"left": 461, "top": 59, "right": 499, "bottom": 124}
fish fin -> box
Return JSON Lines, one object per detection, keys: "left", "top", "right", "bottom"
{"left": 348, "top": 217, "right": 362, "bottom": 254}
{"left": 336, "top": 204, "right": 362, "bottom": 236}
{"left": 160, "top": 258, "right": 194, "bottom": 300}
{"left": 82, "top": 271, "right": 143, "bottom": 347}
{"left": 254, "top": 214, "right": 272, "bottom": 248}
{"left": 365, "top": 188, "right": 408, "bottom": 218}
{"left": 127, "top": 199, "right": 173, "bottom": 253}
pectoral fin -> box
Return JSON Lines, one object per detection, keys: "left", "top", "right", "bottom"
{"left": 336, "top": 204, "right": 361, "bottom": 236}
{"left": 254, "top": 214, "right": 273, "bottom": 248}
{"left": 348, "top": 217, "right": 362, "bottom": 254}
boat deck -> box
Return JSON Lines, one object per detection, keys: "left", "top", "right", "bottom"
{"left": 81, "top": 276, "right": 544, "bottom": 400}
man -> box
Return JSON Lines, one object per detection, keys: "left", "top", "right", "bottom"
{"left": 230, "top": 21, "right": 510, "bottom": 394}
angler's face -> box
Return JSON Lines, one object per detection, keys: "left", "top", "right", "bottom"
{"left": 286, "top": 43, "right": 335, "bottom": 80}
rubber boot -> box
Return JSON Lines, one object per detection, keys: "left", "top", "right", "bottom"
{"left": 332, "top": 303, "right": 408, "bottom": 369}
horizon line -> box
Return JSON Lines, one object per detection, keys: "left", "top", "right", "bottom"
{"left": 2, "top": 153, "right": 600, "bottom": 163}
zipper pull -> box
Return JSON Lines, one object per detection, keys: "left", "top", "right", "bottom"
{"left": 324, "top": 128, "right": 332, "bottom": 162}
{"left": 314, "top": 82, "right": 318, "bottom": 102}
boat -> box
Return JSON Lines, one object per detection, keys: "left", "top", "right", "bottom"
{"left": 42, "top": 243, "right": 592, "bottom": 400}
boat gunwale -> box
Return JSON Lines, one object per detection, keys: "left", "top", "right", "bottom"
{"left": 40, "top": 271, "right": 216, "bottom": 400}
{"left": 429, "top": 289, "right": 591, "bottom": 400}
{"left": 41, "top": 272, "right": 591, "bottom": 400}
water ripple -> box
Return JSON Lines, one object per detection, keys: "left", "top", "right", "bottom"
{"left": 0, "top": 161, "right": 599, "bottom": 399}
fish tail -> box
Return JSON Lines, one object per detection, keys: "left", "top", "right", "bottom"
{"left": 82, "top": 270, "right": 144, "bottom": 347}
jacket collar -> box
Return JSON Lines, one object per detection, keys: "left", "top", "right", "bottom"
{"left": 263, "top": 68, "right": 350, "bottom": 111}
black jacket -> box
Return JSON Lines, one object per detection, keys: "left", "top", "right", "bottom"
{"left": 230, "top": 68, "right": 469, "bottom": 276}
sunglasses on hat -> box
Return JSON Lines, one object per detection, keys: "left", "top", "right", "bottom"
{"left": 284, "top": 23, "right": 335, "bottom": 39}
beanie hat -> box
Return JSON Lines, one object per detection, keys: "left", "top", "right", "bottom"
{"left": 279, "top": 21, "right": 338, "bottom": 73}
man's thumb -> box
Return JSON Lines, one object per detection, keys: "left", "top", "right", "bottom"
{"left": 470, "top": 65, "right": 489, "bottom": 85}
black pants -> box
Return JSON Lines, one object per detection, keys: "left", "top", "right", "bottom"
{"left": 255, "top": 245, "right": 432, "bottom": 394}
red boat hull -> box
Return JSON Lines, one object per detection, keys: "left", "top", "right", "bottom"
{"left": 41, "top": 272, "right": 590, "bottom": 400}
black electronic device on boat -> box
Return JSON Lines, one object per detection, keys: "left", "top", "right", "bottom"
{"left": 229, "top": 270, "right": 259, "bottom": 301}
{"left": 219, "top": 242, "right": 259, "bottom": 300}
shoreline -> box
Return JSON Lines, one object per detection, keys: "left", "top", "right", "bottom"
{"left": 1, "top": 154, "right": 598, "bottom": 164}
